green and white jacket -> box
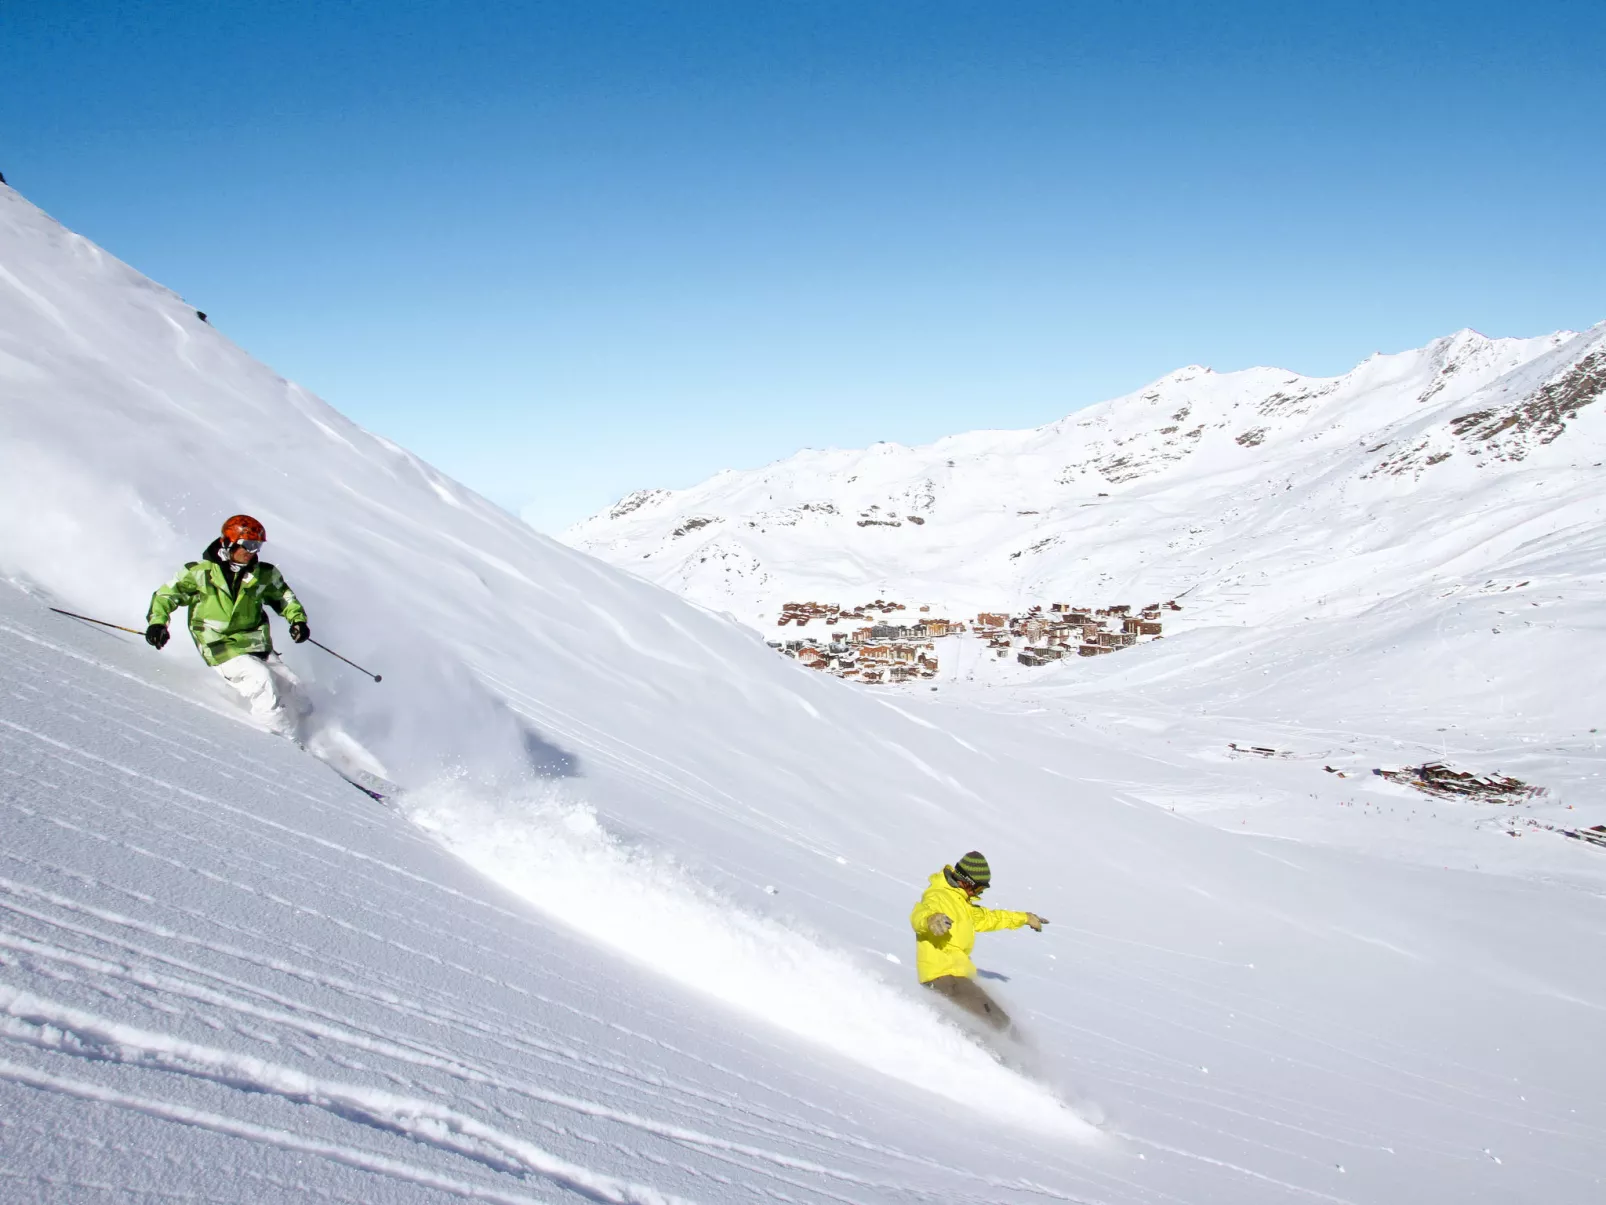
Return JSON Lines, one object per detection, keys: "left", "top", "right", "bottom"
{"left": 148, "top": 539, "right": 308, "bottom": 666}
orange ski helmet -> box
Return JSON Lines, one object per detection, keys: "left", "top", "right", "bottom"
{"left": 221, "top": 514, "right": 267, "bottom": 544}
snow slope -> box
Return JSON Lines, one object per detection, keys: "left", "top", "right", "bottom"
{"left": 3, "top": 184, "right": 1605, "bottom": 1202}
{"left": 0, "top": 594, "right": 1094, "bottom": 1204}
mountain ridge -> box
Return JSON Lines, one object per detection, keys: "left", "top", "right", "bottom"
{"left": 564, "top": 323, "right": 1603, "bottom": 631}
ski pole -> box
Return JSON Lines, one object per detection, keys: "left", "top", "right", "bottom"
{"left": 308, "top": 638, "right": 383, "bottom": 683}
{"left": 48, "top": 607, "right": 144, "bottom": 636}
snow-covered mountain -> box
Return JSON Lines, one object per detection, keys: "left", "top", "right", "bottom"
{"left": 4, "top": 183, "right": 1606, "bottom": 1203}
{"left": 565, "top": 326, "right": 1604, "bottom": 634}
{"left": 565, "top": 323, "right": 1606, "bottom": 808}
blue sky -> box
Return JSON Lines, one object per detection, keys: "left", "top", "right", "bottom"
{"left": 6, "top": 1, "right": 1604, "bottom": 531}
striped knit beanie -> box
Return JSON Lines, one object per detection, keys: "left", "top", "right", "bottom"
{"left": 955, "top": 851, "right": 991, "bottom": 888}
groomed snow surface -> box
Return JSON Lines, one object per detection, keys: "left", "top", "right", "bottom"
{"left": 3, "top": 183, "right": 1605, "bottom": 1202}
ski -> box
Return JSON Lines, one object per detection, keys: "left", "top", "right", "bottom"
{"left": 329, "top": 764, "right": 402, "bottom": 805}
{"left": 333, "top": 771, "right": 388, "bottom": 803}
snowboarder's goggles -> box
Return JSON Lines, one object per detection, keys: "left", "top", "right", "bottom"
{"left": 954, "top": 872, "right": 984, "bottom": 894}
{"left": 227, "top": 539, "right": 263, "bottom": 552}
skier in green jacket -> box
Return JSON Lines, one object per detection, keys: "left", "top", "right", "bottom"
{"left": 145, "top": 514, "right": 311, "bottom": 737}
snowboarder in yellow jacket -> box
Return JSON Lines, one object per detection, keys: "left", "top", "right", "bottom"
{"left": 910, "top": 851, "right": 1047, "bottom": 1031}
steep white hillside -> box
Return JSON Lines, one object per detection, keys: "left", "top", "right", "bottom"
{"left": 0, "top": 588, "right": 1094, "bottom": 1204}
{"left": 3, "top": 185, "right": 1605, "bottom": 1203}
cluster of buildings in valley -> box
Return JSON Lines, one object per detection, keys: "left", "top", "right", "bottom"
{"left": 769, "top": 599, "right": 945, "bottom": 683}
{"left": 988, "top": 600, "right": 1180, "bottom": 666}
{"left": 767, "top": 597, "right": 1182, "bottom": 682}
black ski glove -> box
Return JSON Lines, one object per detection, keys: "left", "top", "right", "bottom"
{"left": 144, "top": 623, "right": 169, "bottom": 650}
{"left": 288, "top": 621, "right": 310, "bottom": 644}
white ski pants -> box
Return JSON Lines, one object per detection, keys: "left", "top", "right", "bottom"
{"left": 215, "top": 654, "right": 304, "bottom": 738}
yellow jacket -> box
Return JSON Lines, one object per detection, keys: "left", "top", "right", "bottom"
{"left": 909, "top": 870, "right": 1031, "bottom": 983}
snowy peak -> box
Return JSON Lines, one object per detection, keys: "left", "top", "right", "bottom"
{"left": 1351, "top": 326, "right": 1606, "bottom": 479}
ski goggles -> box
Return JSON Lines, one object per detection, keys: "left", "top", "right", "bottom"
{"left": 226, "top": 539, "right": 263, "bottom": 553}
{"left": 953, "top": 872, "right": 985, "bottom": 895}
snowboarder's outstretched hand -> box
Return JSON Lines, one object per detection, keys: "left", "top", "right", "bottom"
{"left": 1025, "top": 913, "right": 1049, "bottom": 932}
{"left": 289, "top": 621, "right": 310, "bottom": 644}
{"left": 144, "top": 623, "right": 169, "bottom": 650}
{"left": 927, "top": 913, "right": 952, "bottom": 937}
